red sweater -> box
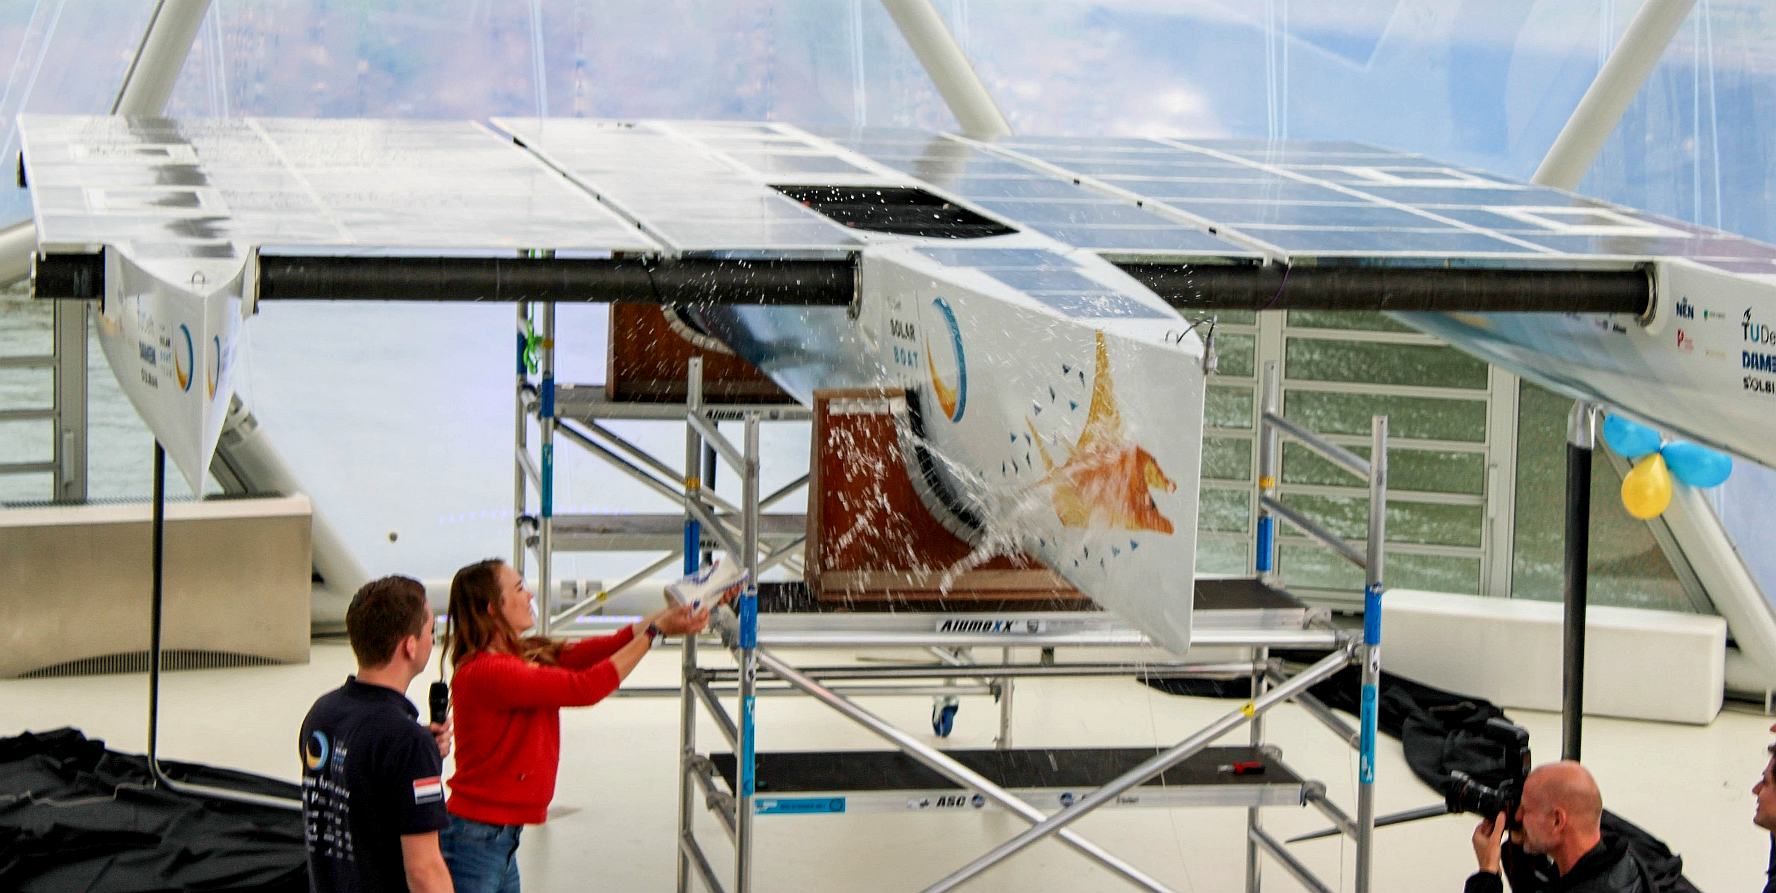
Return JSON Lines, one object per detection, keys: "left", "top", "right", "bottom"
{"left": 445, "top": 626, "right": 635, "bottom": 825}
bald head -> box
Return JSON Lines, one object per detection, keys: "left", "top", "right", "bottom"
{"left": 1525, "top": 761, "right": 1603, "bottom": 832}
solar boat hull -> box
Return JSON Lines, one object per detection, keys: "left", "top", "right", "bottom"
{"left": 1408, "top": 261, "right": 1776, "bottom": 468}
{"left": 695, "top": 242, "right": 1207, "bottom": 652}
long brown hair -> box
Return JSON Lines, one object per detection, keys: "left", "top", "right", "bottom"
{"left": 446, "top": 558, "right": 566, "bottom": 668}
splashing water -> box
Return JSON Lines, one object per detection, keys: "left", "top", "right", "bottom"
{"left": 818, "top": 395, "right": 1064, "bottom": 607}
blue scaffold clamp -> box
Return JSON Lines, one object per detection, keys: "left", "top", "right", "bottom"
{"left": 1255, "top": 515, "right": 1275, "bottom": 573}
{"left": 1363, "top": 583, "right": 1383, "bottom": 646}
{"left": 741, "top": 694, "right": 757, "bottom": 797}
{"left": 1358, "top": 582, "right": 1382, "bottom": 785}
{"left": 738, "top": 588, "right": 758, "bottom": 649}
{"left": 681, "top": 521, "right": 701, "bottom": 575}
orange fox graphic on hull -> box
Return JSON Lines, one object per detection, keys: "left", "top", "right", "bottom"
{"left": 1027, "top": 331, "right": 1177, "bottom": 533}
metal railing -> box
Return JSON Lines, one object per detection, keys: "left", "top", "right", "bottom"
{"left": 0, "top": 300, "right": 85, "bottom": 500}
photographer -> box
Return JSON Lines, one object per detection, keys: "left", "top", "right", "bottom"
{"left": 1467, "top": 761, "right": 1653, "bottom": 892}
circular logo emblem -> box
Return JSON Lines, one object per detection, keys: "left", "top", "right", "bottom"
{"left": 207, "top": 335, "right": 221, "bottom": 398}
{"left": 304, "top": 730, "right": 329, "bottom": 771}
{"left": 174, "top": 324, "right": 195, "bottom": 393}
{"left": 924, "top": 297, "right": 967, "bottom": 423}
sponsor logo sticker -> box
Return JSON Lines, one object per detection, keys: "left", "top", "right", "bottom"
{"left": 757, "top": 797, "right": 846, "bottom": 815}
{"left": 935, "top": 618, "right": 1046, "bottom": 634}
{"left": 1744, "top": 308, "right": 1776, "bottom": 346}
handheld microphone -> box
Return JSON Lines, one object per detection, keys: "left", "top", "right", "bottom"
{"left": 429, "top": 680, "right": 449, "bottom": 725}
{"left": 432, "top": 606, "right": 451, "bottom": 726}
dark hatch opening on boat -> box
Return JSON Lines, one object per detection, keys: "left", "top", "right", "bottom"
{"left": 775, "top": 185, "right": 1016, "bottom": 239}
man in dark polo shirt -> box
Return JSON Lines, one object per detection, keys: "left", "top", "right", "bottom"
{"left": 301, "top": 576, "right": 454, "bottom": 892}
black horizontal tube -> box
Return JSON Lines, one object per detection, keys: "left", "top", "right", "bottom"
{"left": 260, "top": 255, "right": 856, "bottom": 305}
{"left": 34, "top": 252, "right": 859, "bottom": 305}
{"left": 1119, "top": 262, "right": 1651, "bottom": 315}
{"left": 33, "top": 252, "right": 104, "bottom": 300}
{"left": 38, "top": 250, "right": 1651, "bottom": 316}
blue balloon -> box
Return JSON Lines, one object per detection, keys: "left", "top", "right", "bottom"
{"left": 1601, "top": 414, "right": 1662, "bottom": 459}
{"left": 1661, "top": 441, "right": 1733, "bottom": 488}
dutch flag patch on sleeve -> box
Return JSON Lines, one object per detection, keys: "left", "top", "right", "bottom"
{"left": 413, "top": 776, "right": 444, "bottom": 805}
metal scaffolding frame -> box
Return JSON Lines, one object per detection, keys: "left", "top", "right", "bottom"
{"left": 650, "top": 358, "right": 1394, "bottom": 892}
{"left": 509, "top": 318, "right": 1393, "bottom": 890}
{"left": 511, "top": 307, "right": 812, "bottom": 635}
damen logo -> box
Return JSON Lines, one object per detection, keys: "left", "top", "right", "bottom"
{"left": 923, "top": 297, "right": 967, "bottom": 423}
{"left": 174, "top": 324, "right": 195, "bottom": 392}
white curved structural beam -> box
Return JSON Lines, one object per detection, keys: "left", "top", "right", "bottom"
{"left": 1533, "top": 0, "right": 1696, "bottom": 191}
{"left": 113, "top": 0, "right": 212, "bottom": 116}
{"left": 880, "top": 0, "right": 1012, "bottom": 139}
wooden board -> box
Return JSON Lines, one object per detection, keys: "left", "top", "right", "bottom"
{"left": 606, "top": 303, "right": 789, "bottom": 402}
{"left": 807, "top": 387, "right": 1084, "bottom": 604}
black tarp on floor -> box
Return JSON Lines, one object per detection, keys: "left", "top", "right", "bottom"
{"left": 0, "top": 728, "right": 306, "bottom": 892}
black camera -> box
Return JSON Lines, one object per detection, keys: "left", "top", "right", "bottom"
{"left": 1446, "top": 769, "right": 1520, "bottom": 818}
{"left": 1443, "top": 717, "right": 1530, "bottom": 819}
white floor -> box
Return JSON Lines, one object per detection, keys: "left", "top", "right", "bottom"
{"left": 3, "top": 640, "right": 1771, "bottom": 892}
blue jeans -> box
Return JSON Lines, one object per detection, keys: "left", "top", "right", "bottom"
{"left": 440, "top": 814, "right": 523, "bottom": 893}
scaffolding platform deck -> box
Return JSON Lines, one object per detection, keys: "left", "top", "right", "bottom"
{"left": 709, "top": 746, "right": 1305, "bottom": 815}
{"left": 755, "top": 576, "right": 1330, "bottom": 649}
{"left": 555, "top": 384, "right": 811, "bottom": 422}
{"left": 556, "top": 577, "right": 1336, "bottom": 649}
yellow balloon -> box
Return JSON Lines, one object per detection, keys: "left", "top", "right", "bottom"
{"left": 1620, "top": 453, "right": 1673, "bottom": 520}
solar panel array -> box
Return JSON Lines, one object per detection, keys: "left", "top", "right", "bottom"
{"left": 913, "top": 246, "right": 1170, "bottom": 319}
{"left": 874, "top": 130, "right": 1776, "bottom": 273}
{"left": 807, "top": 127, "right": 1259, "bottom": 258}
{"left": 21, "top": 115, "right": 660, "bottom": 260}
{"left": 493, "top": 118, "right": 865, "bottom": 253}
{"left": 21, "top": 115, "right": 1776, "bottom": 279}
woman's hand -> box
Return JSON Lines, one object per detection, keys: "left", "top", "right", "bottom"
{"left": 654, "top": 602, "right": 712, "bottom": 636}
